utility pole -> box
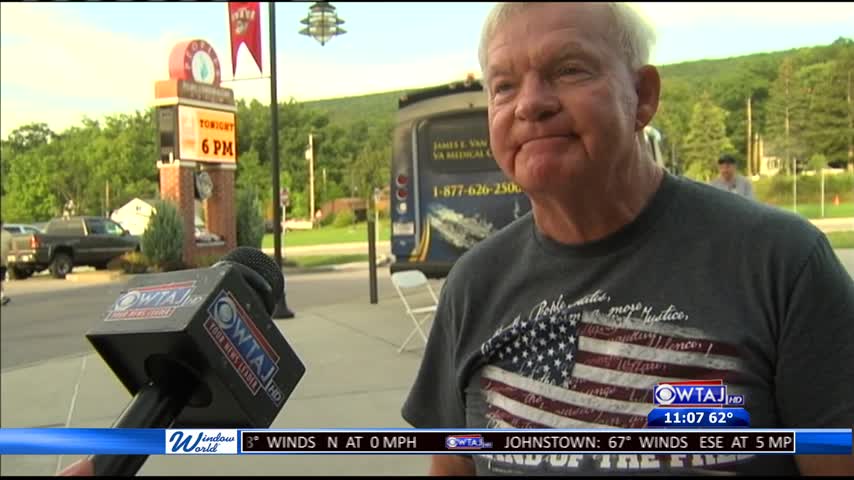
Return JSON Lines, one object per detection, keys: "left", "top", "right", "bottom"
{"left": 307, "top": 133, "right": 316, "bottom": 227}
{"left": 746, "top": 95, "right": 753, "bottom": 177}
{"left": 105, "top": 180, "right": 110, "bottom": 218}
{"left": 785, "top": 73, "right": 796, "bottom": 213}
{"left": 848, "top": 69, "right": 852, "bottom": 172}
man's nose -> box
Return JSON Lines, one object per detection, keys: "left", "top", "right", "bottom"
{"left": 514, "top": 74, "right": 560, "bottom": 122}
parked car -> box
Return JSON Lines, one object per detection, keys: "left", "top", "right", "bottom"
{"left": 7, "top": 216, "right": 140, "bottom": 279}
{"left": 2, "top": 223, "right": 43, "bottom": 235}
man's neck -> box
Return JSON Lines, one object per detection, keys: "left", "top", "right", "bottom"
{"left": 529, "top": 156, "right": 664, "bottom": 245}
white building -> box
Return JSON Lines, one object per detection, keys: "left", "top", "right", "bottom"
{"left": 110, "top": 198, "right": 158, "bottom": 236}
{"left": 110, "top": 198, "right": 207, "bottom": 236}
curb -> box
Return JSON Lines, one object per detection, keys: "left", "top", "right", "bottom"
{"left": 282, "top": 256, "right": 391, "bottom": 275}
{"left": 56, "top": 257, "right": 391, "bottom": 282}
{"left": 64, "top": 271, "right": 124, "bottom": 283}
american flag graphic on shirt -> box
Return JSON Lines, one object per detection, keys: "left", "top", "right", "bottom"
{"left": 478, "top": 302, "right": 744, "bottom": 430}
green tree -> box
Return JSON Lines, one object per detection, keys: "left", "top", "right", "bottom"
{"left": 766, "top": 57, "right": 809, "bottom": 173}
{"left": 654, "top": 78, "right": 693, "bottom": 172}
{"left": 349, "top": 144, "right": 390, "bottom": 204}
{"left": 4, "top": 123, "right": 56, "bottom": 153}
{"left": 681, "top": 92, "right": 735, "bottom": 181}
{"left": 236, "top": 148, "right": 271, "bottom": 206}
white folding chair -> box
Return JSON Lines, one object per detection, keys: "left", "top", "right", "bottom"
{"left": 391, "top": 270, "right": 439, "bottom": 353}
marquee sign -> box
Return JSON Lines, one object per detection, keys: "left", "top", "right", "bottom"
{"left": 178, "top": 105, "right": 236, "bottom": 164}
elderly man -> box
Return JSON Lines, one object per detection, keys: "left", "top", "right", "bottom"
{"left": 402, "top": 2, "right": 854, "bottom": 476}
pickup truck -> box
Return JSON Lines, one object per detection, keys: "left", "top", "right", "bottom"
{"left": 7, "top": 216, "right": 140, "bottom": 279}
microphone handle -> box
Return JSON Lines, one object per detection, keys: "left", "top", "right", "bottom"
{"left": 88, "top": 381, "right": 188, "bottom": 476}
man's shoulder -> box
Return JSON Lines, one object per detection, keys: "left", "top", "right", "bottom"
{"left": 674, "top": 175, "right": 821, "bottom": 248}
{"left": 737, "top": 174, "right": 753, "bottom": 186}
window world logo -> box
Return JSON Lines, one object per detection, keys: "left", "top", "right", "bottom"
{"left": 653, "top": 380, "right": 745, "bottom": 407}
{"left": 165, "top": 429, "right": 238, "bottom": 455}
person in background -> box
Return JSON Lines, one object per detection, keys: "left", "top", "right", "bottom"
{"left": 1, "top": 219, "right": 12, "bottom": 306}
{"left": 710, "top": 153, "right": 754, "bottom": 199}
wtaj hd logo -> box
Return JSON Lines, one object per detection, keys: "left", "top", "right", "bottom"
{"left": 653, "top": 380, "right": 745, "bottom": 406}
{"left": 165, "top": 429, "right": 238, "bottom": 455}
{"left": 446, "top": 435, "right": 493, "bottom": 450}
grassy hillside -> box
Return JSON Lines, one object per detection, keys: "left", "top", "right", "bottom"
{"left": 304, "top": 43, "right": 839, "bottom": 126}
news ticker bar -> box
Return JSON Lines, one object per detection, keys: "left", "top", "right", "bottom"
{"left": 0, "top": 429, "right": 850, "bottom": 455}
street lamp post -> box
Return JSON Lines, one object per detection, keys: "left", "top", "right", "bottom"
{"left": 269, "top": 2, "right": 295, "bottom": 319}
{"left": 299, "top": 2, "right": 347, "bottom": 46}
{"left": 270, "top": 1, "right": 345, "bottom": 318}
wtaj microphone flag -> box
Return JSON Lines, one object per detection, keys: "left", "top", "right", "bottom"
{"left": 0, "top": 428, "right": 851, "bottom": 455}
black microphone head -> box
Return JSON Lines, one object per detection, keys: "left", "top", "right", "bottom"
{"left": 221, "top": 247, "right": 284, "bottom": 304}
{"left": 87, "top": 246, "right": 305, "bottom": 429}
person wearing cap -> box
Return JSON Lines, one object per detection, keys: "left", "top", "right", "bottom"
{"left": 711, "top": 154, "right": 754, "bottom": 199}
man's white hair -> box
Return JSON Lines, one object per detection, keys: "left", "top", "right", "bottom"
{"left": 478, "top": 2, "right": 657, "bottom": 83}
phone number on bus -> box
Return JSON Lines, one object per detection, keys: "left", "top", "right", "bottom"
{"left": 433, "top": 182, "right": 524, "bottom": 198}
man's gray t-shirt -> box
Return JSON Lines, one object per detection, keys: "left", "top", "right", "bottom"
{"left": 710, "top": 175, "right": 754, "bottom": 199}
{"left": 401, "top": 173, "right": 854, "bottom": 475}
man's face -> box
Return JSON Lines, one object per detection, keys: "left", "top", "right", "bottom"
{"left": 719, "top": 162, "right": 736, "bottom": 181}
{"left": 485, "top": 3, "right": 654, "bottom": 196}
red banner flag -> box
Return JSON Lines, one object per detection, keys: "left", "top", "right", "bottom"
{"left": 228, "top": 2, "right": 263, "bottom": 75}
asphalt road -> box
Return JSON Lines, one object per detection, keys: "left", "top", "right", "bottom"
{"left": 0, "top": 268, "right": 404, "bottom": 371}
{"left": 2, "top": 250, "right": 852, "bottom": 372}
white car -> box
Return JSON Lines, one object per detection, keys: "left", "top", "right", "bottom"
{"left": 195, "top": 226, "right": 222, "bottom": 243}
{"left": 2, "top": 223, "right": 42, "bottom": 235}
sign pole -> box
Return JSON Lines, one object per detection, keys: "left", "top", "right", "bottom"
{"left": 269, "top": 1, "right": 282, "bottom": 269}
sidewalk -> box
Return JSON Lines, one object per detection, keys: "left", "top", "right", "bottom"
{"left": 264, "top": 241, "right": 391, "bottom": 257}
{"left": 808, "top": 217, "right": 854, "bottom": 233}
{"left": 0, "top": 289, "right": 437, "bottom": 476}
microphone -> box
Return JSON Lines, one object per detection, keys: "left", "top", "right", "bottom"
{"left": 84, "top": 247, "right": 306, "bottom": 476}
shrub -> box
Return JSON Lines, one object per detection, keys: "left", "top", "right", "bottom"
{"left": 141, "top": 200, "right": 185, "bottom": 271}
{"left": 107, "top": 251, "right": 150, "bottom": 274}
{"left": 332, "top": 209, "right": 356, "bottom": 228}
{"left": 754, "top": 173, "right": 854, "bottom": 204}
{"left": 191, "top": 253, "right": 222, "bottom": 269}
{"left": 377, "top": 206, "right": 390, "bottom": 220}
{"left": 319, "top": 211, "right": 337, "bottom": 227}
{"left": 236, "top": 189, "right": 265, "bottom": 248}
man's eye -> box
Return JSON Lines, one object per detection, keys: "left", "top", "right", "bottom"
{"left": 557, "top": 66, "right": 584, "bottom": 76}
{"left": 493, "top": 82, "right": 513, "bottom": 93}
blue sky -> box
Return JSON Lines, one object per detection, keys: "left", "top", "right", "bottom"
{"left": 1, "top": 2, "right": 852, "bottom": 139}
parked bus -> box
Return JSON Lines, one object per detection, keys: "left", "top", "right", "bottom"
{"left": 389, "top": 76, "right": 665, "bottom": 278}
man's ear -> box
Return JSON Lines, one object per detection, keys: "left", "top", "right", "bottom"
{"left": 634, "top": 65, "right": 660, "bottom": 131}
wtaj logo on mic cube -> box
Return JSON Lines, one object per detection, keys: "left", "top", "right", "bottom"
{"left": 165, "top": 429, "right": 239, "bottom": 455}
{"left": 445, "top": 435, "right": 492, "bottom": 450}
{"left": 653, "top": 381, "right": 745, "bottom": 407}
